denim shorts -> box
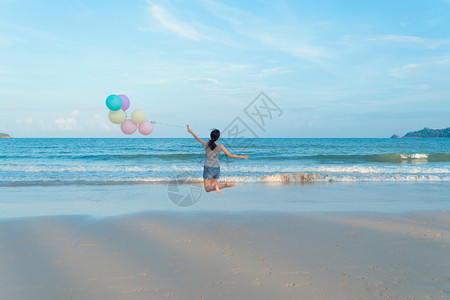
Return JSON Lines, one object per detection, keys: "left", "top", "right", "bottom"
{"left": 203, "top": 166, "right": 220, "bottom": 180}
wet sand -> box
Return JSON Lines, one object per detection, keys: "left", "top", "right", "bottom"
{"left": 1, "top": 210, "right": 449, "bottom": 299}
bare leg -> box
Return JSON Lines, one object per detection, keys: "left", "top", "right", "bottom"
{"left": 214, "top": 180, "right": 235, "bottom": 192}
{"left": 204, "top": 179, "right": 234, "bottom": 194}
{"left": 218, "top": 182, "right": 235, "bottom": 189}
{"left": 211, "top": 179, "right": 221, "bottom": 194}
{"left": 204, "top": 179, "right": 218, "bottom": 193}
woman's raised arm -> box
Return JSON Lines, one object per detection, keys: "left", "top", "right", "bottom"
{"left": 187, "top": 125, "right": 207, "bottom": 147}
{"left": 221, "top": 144, "right": 249, "bottom": 159}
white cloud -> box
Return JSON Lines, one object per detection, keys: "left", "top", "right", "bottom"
{"left": 16, "top": 117, "right": 56, "bottom": 131}
{"left": 16, "top": 117, "right": 33, "bottom": 125}
{"left": 88, "top": 114, "right": 112, "bottom": 131}
{"left": 389, "top": 63, "right": 422, "bottom": 78}
{"left": 252, "top": 32, "right": 327, "bottom": 62}
{"left": 198, "top": 0, "right": 327, "bottom": 63}
{"left": 54, "top": 110, "right": 82, "bottom": 131}
{"left": 250, "top": 67, "right": 291, "bottom": 78}
{"left": 188, "top": 77, "right": 219, "bottom": 85}
{"left": 123, "top": 77, "right": 171, "bottom": 85}
{"left": 391, "top": 84, "right": 430, "bottom": 90}
{"left": 0, "top": 34, "right": 23, "bottom": 45}
{"left": 294, "top": 115, "right": 320, "bottom": 128}
{"left": 389, "top": 64, "right": 421, "bottom": 78}
{"left": 142, "top": 0, "right": 326, "bottom": 64}
{"left": 54, "top": 117, "right": 78, "bottom": 130}
{"left": 366, "top": 35, "right": 450, "bottom": 49}
{"left": 37, "top": 119, "right": 54, "bottom": 130}
{"left": 146, "top": 3, "right": 202, "bottom": 41}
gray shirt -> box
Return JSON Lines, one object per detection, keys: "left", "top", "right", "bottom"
{"left": 204, "top": 143, "right": 221, "bottom": 167}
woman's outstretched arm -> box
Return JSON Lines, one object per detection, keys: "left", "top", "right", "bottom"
{"left": 221, "top": 144, "right": 249, "bottom": 159}
{"left": 187, "top": 125, "right": 207, "bottom": 147}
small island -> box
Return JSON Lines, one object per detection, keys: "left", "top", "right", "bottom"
{"left": 391, "top": 127, "right": 450, "bottom": 138}
{"left": 0, "top": 132, "right": 12, "bottom": 138}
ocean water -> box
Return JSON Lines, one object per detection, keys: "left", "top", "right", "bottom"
{"left": 0, "top": 138, "right": 449, "bottom": 218}
{"left": 0, "top": 138, "right": 449, "bottom": 186}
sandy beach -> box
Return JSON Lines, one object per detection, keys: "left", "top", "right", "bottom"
{"left": 1, "top": 209, "right": 449, "bottom": 299}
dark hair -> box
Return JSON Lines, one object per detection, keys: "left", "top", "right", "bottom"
{"left": 208, "top": 129, "right": 220, "bottom": 150}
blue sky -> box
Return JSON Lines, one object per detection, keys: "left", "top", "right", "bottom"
{"left": 0, "top": 0, "right": 449, "bottom": 138}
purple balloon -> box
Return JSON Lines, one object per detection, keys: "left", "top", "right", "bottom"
{"left": 121, "top": 119, "right": 137, "bottom": 135}
{"left": 138, "top": 121, "right": 153, "bottom": 136}
{"left": 119, "top": 95, "right": 130, "bottom": 111}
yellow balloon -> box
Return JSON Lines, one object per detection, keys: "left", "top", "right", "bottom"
{"left": 131, "top": 109, "right": 147, "bottom": 125}
{"left": 108, "top": 110, "right": 126, "bottom": 124}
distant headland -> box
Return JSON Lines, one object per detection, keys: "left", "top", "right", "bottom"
{"left": 391, "top": 127, "right": 450, "bottom": 138}
{"left": 0, "top": 132, "right": 12, "bottom": 138}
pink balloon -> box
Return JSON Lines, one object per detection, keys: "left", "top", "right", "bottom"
{"left": 121, "top": 119, "right": 137, "bottom": 135}
{"left": 119, "top": 95, "right": 130, "bottom": 111}
{"left": 138, "top": 120, "right": 153, "bottom": 136}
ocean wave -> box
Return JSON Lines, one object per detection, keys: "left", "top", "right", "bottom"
{"left": 1, "top": 172, "right": 449, "bottom": 186}
{"left": 257, "top": 153, "right": 450, "bottom": 163}
{"left": 0, "top": 164, "right": 203, "bottom": 173}
{"left": 258, "top": 173, "right": 326, "bottom": 182}
{"left": 313, "top": 165, "right": 450, "bottom": 174}
{"left": 0, "top": 153, "right": 204, "bottom": 161}
{"left": 222, "top": 173, "right": 450, "bottom": 183}
{"left": 71, "top": 153, "right": 204, "bottom": 161}
{"left": 4, "top": 152, "right": 450, "bottom": 164}
{"left": 1, "top": 163, "right": 449, "bottom": 175}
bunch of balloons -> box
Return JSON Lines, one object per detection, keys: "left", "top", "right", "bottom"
{"left": 105, "top": 94, "right": 153, "bottom": 136}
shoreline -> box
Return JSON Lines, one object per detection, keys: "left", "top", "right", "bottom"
{"left": 1, "top": 182, "right": 449, "bottom": 220}
{"left": 1, "top": 175, "right": 449, "bottom": 187}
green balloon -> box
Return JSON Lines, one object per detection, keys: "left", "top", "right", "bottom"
{"left": 106, "top": 95, "right": 123, "bottom": 111}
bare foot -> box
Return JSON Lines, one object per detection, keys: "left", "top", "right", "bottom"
{"left": 225, "top": 182, "right": 235, "bottom": 188}
{"left": 215, "top": 184, "right": 222, "bottom": 194}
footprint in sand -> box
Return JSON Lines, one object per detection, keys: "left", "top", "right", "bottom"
{"left": 252, "top": 278, "right": 263, "bottom": 286}
{"left": 284, "top": 282, "right": 312, "bottom": 287}
{"left": 123, "top": 288, "right": 146, "bottom": 294}
{"left": 232, "top": 265, "right": 248, "bottom": 275}
{"left": 262, "top": 267, "right": 272, "bottom": 276}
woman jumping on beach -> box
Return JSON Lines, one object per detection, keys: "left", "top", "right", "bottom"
{"left": 187, "top": 126, "right": 249, "bottom": 194}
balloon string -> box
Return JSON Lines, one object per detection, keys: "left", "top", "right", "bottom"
{"left": 150, "top": 121, "right": 185, "bottom": 128}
